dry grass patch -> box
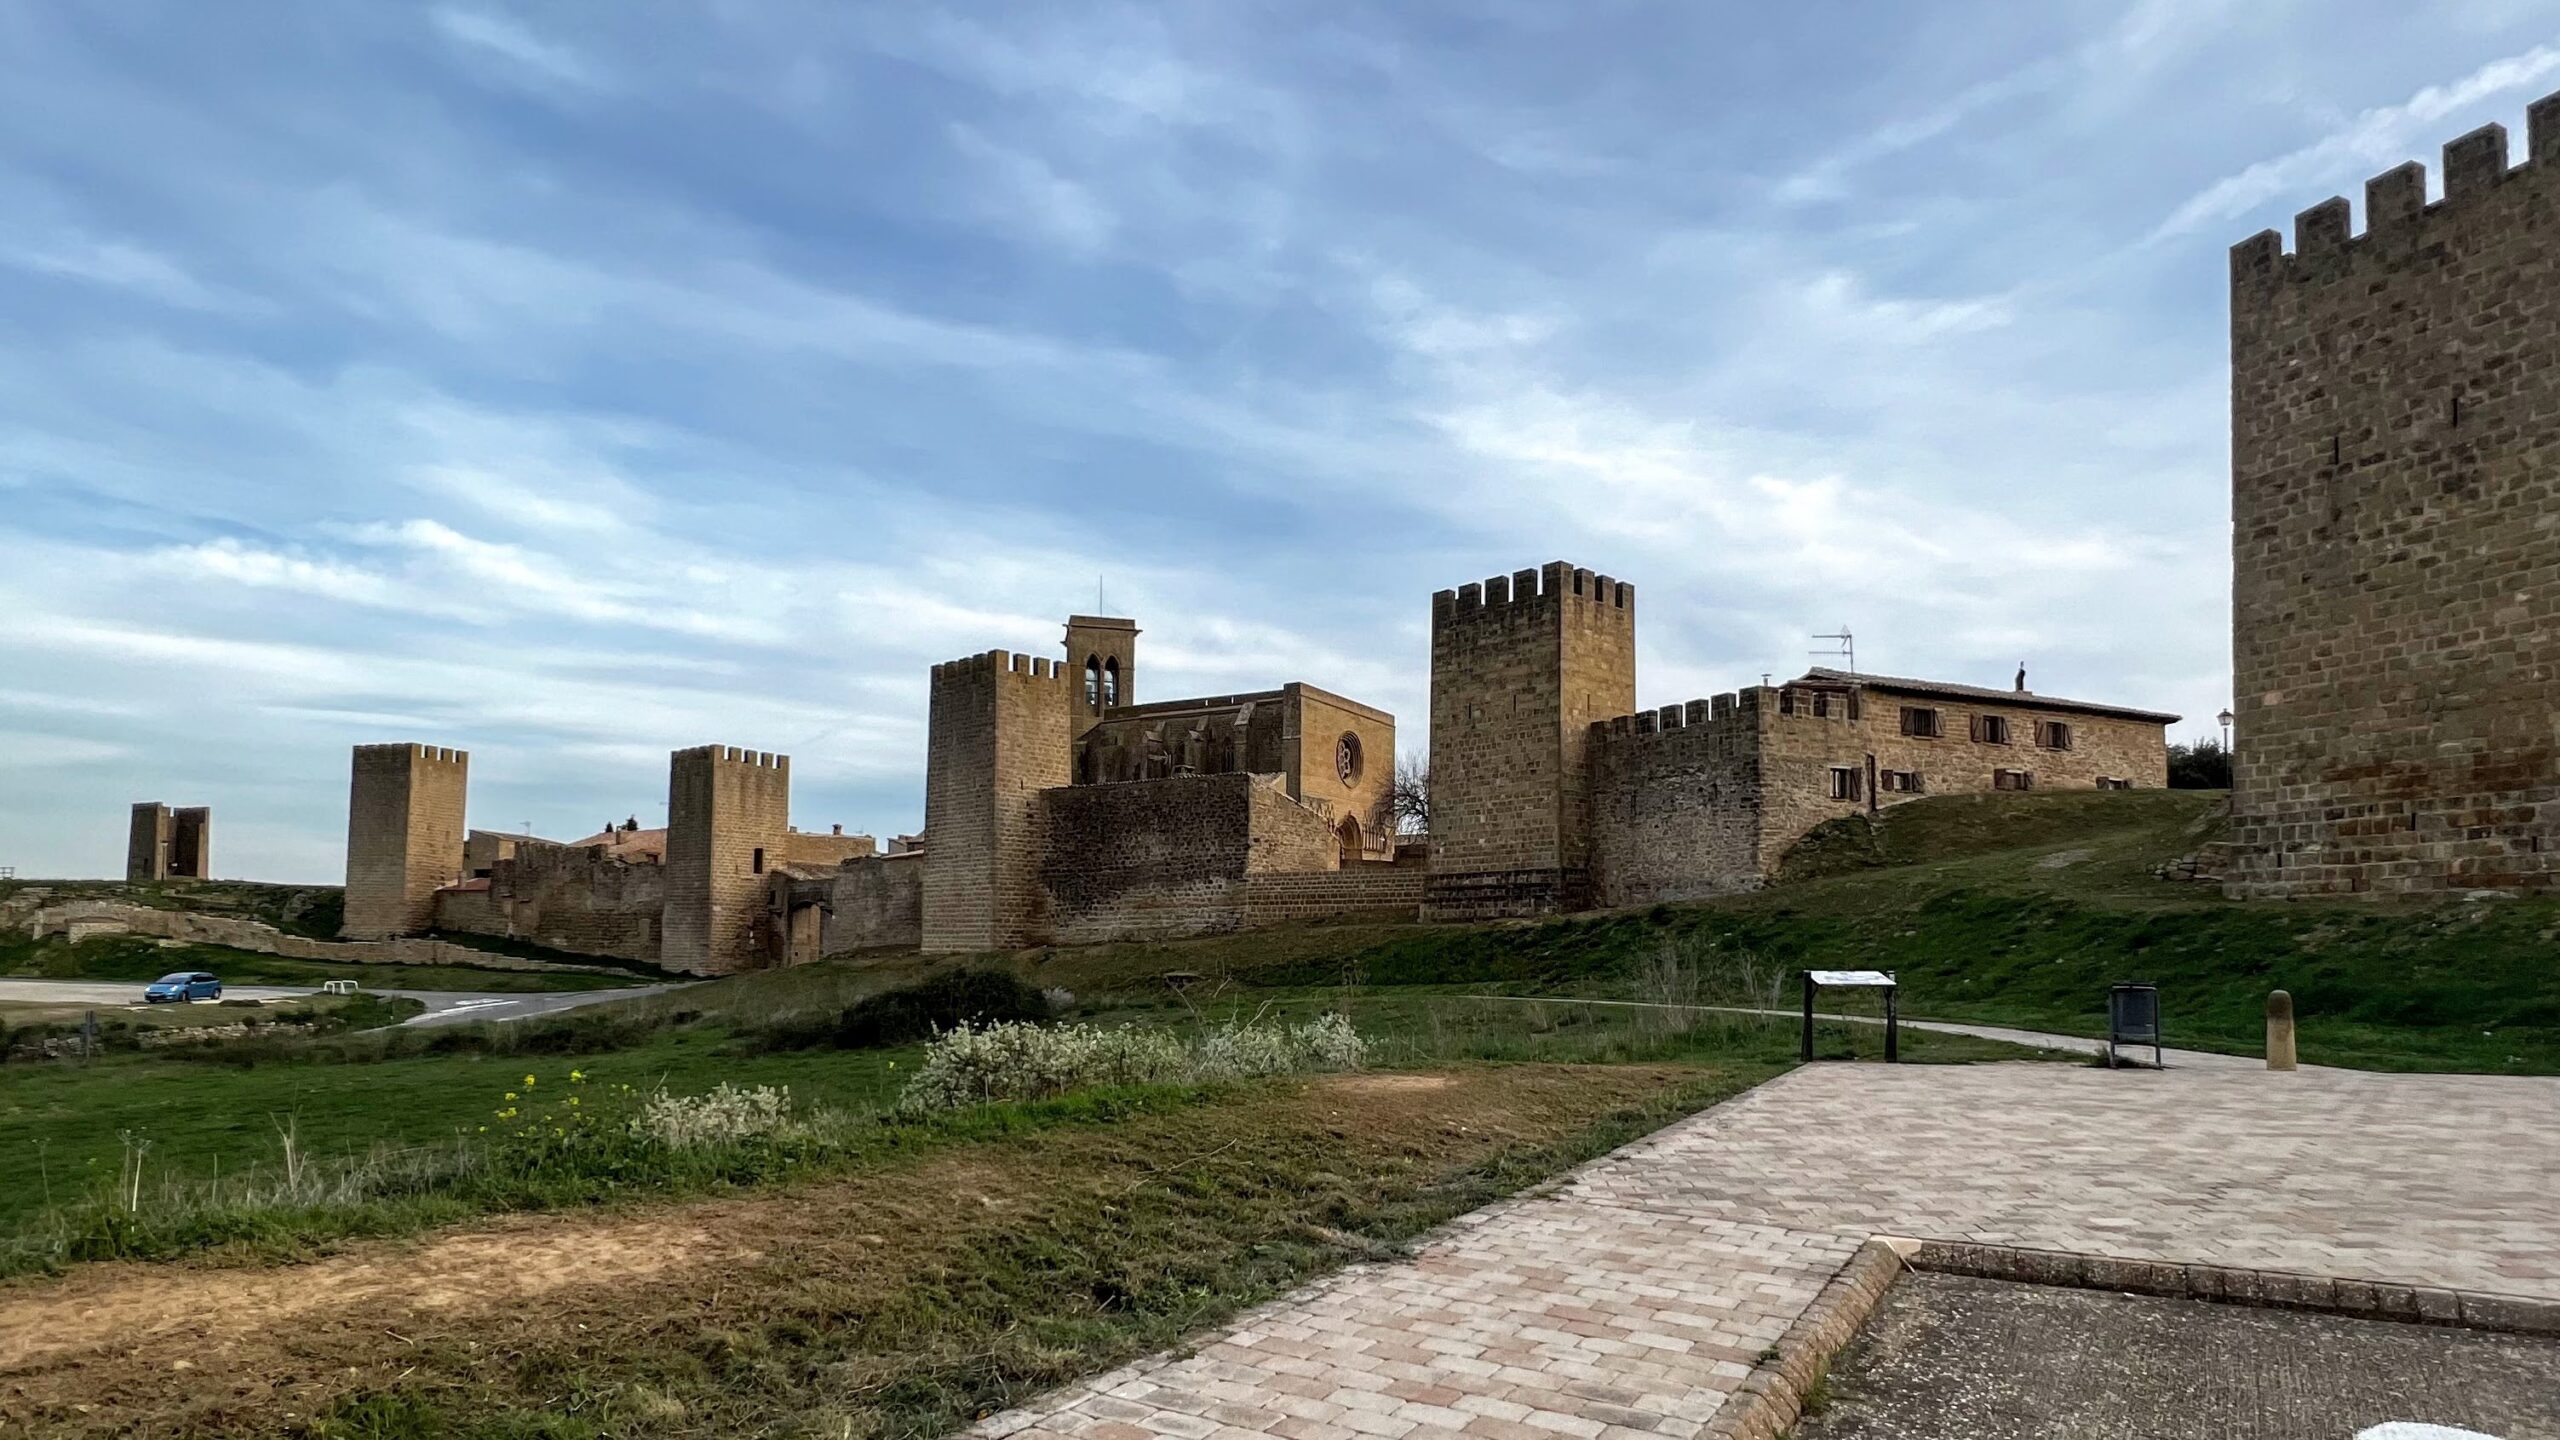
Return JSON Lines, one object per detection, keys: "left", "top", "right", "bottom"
{"left": 0, "top": 1061, "right": 1763, "bottom": 1440}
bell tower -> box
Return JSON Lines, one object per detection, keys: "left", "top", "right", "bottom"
{"left": 1064, "top": 615, "right": 1139, "bottom": 732}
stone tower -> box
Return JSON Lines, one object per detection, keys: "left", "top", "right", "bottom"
{"left": 125, "top": 803, "right": 209, "bottom": 883}
{"left": 922, "top": 650, "right": 1072, "bottom": 952}
{"left": 343, "top": 744, "right": 468, "bottom": 938}
{"left": 1426, "top": 562, "right": 1636, "bottom": 918}
{"left": 2227, "top": 93, "right": 2560, "bottom": 897}
{"left": 1064, "top": 615, "right": 1139, "bottom": 730}
{"left": 662, "top": 745, "right": 793, "bottom": 976}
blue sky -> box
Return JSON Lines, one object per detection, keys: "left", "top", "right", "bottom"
{"left": 3, "top": 3, "right": 2556, "bottom": 882}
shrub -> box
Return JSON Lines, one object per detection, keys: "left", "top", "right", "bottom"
{"left": 752, "top": 969, "right": 1059, "bottom": 1052}
{"left": 634, "top": 1083, "right": 798, "bottom": 1148}
{"left": 897, "top": 1013, "right": 1365, "bottom": 1113}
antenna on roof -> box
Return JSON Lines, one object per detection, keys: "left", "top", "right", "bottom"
{"left": 1098, "top": 573, "right": 1106, "bottom": 613}
{"left": 1810, "top": 626, "right": 1855, "bottom": 675}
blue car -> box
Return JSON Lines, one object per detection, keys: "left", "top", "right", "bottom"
{"left": 144, "top": 971, "right": 222, "bottom": 1003}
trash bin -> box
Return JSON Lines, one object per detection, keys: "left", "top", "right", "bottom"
{"left": 2107, "top": 983, "right": 2161, "bottom": 1069}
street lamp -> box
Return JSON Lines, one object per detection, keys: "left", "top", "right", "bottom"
{"left": 2217, "top": 708, "right": 2234, "bottom": 753}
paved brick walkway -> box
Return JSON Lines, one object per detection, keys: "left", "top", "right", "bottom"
{"left": 975, "top": 1063, "right": 2560, "bottom": 1440}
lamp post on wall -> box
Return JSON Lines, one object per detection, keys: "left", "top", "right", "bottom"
{"left": 2217, "top": 708, "right": 2234, "bottom": 753}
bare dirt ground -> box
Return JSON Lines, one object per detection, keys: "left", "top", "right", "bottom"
{"left": 0, "top": 1063, "right": 1709, "bottom": 1439}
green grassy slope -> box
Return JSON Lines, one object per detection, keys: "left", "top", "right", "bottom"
{"left": 663, "top": 790, "right": 2553, "bottom": 1075}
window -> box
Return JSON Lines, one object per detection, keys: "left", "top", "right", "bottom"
{"left": 1102, "top": 658, "right": 1120, "bottom": 708}
{"left": 1828, "top": 765, "right": 1862, "bottom": 801}
{"left": 2037, "top": 719, "right": 2073, "bottom": 751}
{"left": 2097, "top": 776, "right": 2133, "bottom": 791}
{"left": 1811, "top": 692, "right": 1831, "bottom": 718}
{"left": 1993, "top": 769, "right": 2034, "bottom": 791}
{"left": 1084, "top": 657, "right": 1102, "bottom": 708}
{"left": 1779, "top": 689, "right": 1797, "bottom": 716}
{"left": 1335, "top": 732, "right": 1364, "bottom": 786}
{"left": 1881, "top": 769, "right": 1923, "bottom": 794}
{"left": 751, "top": 847, "right": 767, "bottom": 874}
{"left": 1899, "top": 706, "right": 1941, "bottom": 738}
{"left": 1975, "top": 714, "right": 2011, "bottom": 745}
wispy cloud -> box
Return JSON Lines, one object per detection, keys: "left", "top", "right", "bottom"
{"left": 429, "top": 8, "right": 608, "bottom": 91}
{"left": 2154, "top": 44, "right": 2560, "bottom": 239}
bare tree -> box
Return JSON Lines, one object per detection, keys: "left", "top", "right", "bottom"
{"left": 1389, "top": 752, "right": 1430, "bottom": 837}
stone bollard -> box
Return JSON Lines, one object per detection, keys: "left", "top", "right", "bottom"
{"left": 2266, "top": 990, "right": 2297, "bottom": 1071}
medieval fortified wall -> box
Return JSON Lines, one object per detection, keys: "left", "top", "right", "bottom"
{"left": 2227, "top": 95, "right": 2560, "bottom": 897}
{"left": 1420, "top": 562, "right": 2174, "bottom": 918}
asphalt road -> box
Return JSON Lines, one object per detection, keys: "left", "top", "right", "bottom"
{"left": 0, "top": 977, "right": 687, "bottom": 1027}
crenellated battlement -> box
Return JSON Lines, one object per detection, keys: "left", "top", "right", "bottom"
{"left": 355, "top": 742, "right": 468, "bottom": 767}
{"left": 930, "top": 649, "right": 1069, "bottom": 684}
{"left": 673, "top": 743, "right": 789, "bottom": 774}
{"left": 1431, "top": 560, "right": 1634, "bottom": 625}
{"left": 2232, "top": 91, "right": 2560, "bottom": 287}
{"left": 1588, "top": 688, "right": 1765, "bottom": 746}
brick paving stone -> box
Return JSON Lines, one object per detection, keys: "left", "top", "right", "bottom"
{"left": 969, "top": 1063, "right": 2560, "bottom": 1440}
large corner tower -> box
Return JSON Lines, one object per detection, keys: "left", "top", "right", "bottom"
{"left": 662, "top": 745, "right": 793, "bottom": 976}
{"left": 343, "top": 744, "right": 468, "bottom": 938}
{"left": 922, "top": 650, "right": 1073, "bottom": 952}
{"left": 1426, "top": 562, "right": 1636, "bottom": 918}
{"left": 2227, "top": 94, "right": 2560, "bottom": 897}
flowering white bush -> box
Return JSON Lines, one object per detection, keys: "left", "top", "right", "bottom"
{"left": 897, "top": 1012, "right": 1366, "bottom": 1113}
{"left": 633, "top": 1082, "right": 798, "bottom": 1148}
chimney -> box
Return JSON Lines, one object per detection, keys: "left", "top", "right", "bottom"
{"left": 2014, "top": 663, "right": 2028, "bottom": 693}
{"left": 832, "top": 823, "right": 843, "bottom": 836}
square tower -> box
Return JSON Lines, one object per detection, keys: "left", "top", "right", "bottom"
{"left": 662, "top": 745, "right": 793, "bottom": 976}
{"left": 1064, "top": 615, "right": 1139, "bottom": 731}
{"left": 169, "top": 806, "right": 210, "bottom": 881}
{"left": 126, "top": 802, "right": 170, "bottom": 883}
{"left": 343, "top": 744, "right": 469, "bottom": 938}
{"left": 923, "top": 650, "right": 1073, "bottom": 952}
{"left": 2227, "top": 95, "right": 2560, "bottom": 896}
{"left": 1426, "top": 562, "right": 1636, "bottom": 918}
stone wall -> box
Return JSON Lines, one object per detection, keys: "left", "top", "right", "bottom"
{"left": 11, "top": 899, "right": 628, "bottom": 974}
{"left": 2227, "top": 94, "right": 2560, "bottom": 897}
{"left": 1589, "top": 693, "right": 1769, "bottom": 906}
{"left": 662, "top": 745, "right": 792, "bottom": 976}
{"left": 1588, "top": 680, "right": 2174, "bottom": 904}
{"left": 816, "top": 851, "right": 924, "bottom": 955}
{"left": 783, "top": 830, "right": 876, "bottom": 868}
{"left": 343, "top": 744, "right": 468, "bottom": 939}
{"left": 923, "top": 651, "right": 1073, "bottom": 953}
{"left": 434, "top": 842, "right": 666, "bottom": 964}
{"left": 1239, "top": 865, "right": 1426, "bottom": 928}
{"left": 1039, "top": 773, "right": 1342, "bottom": 944}
{"left": 1427, "top": 561, "right": 1636, "bottom": 919}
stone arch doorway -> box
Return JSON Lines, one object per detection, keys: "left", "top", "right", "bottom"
{"left": 1336, "top": 814, "right": 1364, "bottom": 862}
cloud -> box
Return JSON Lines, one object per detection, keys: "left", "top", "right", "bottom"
{"left": 2153, "top": 44, "right": 2560, "bottom": 239}
{"left": 0, "top": 230, "right": 230, "bottom": 308}
{"left": 429, "top": 8, "right": 607, "bottom": 91}
{"left": 948, "top": 125, "right": 1118, "bottom": 255}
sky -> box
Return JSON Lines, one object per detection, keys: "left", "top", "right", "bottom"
{"left": 3, "top": 2, "right": 2557, "bottom": 882}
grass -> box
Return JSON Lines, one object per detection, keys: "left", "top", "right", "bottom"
{"left": 1, "top": 876, "right": 345, "bottom": 938}
{"left": 659, "top": 790, "right": 2548, "bottom": 1075}
{"left": 0, "top": 932, "right": 644, "bottom": 993}
{"left": 4, "top": 1031, "right": 2031, "bottom": 1440}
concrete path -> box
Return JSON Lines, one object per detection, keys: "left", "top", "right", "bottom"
{"left": 976, "top": 1062, "right": 2560, "bottom": 1440}
{"left": 1452, "top": 994, "right": 2268, "bottom": 1070}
